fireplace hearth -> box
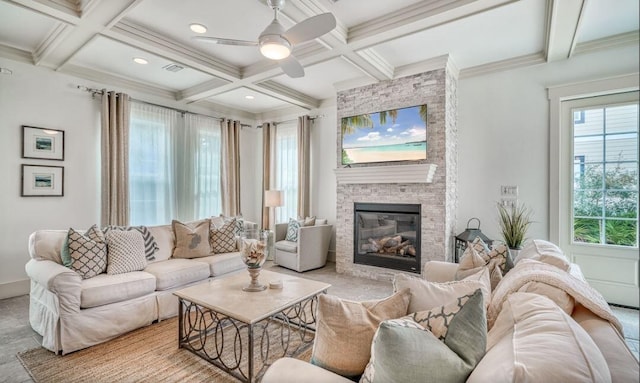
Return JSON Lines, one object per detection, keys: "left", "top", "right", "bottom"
{"left": 354, "top": 202, "right": 421, "bottom": 273}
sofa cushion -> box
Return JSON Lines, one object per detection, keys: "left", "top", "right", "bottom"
{"left": 393, "top": 270, "right": 490, "bottom": 313}
{"left": 515, "top": 239, "right": 571, "bottom": 271}
{"left": 80, "top": 271, "right": 156, "bottom": 309}
{"left": 197, "top": 252, "right": 245, "bottom": 277}
{"left": 146, "top": 224, "right": 174, "bottom": 262}
{"left": 360, "top": 289, "right": 486, "bottom": 383}
{"left": 68, "top": 225, "right": 107, "bottom": 279}
{"left": 143, "top": 259, "right": 210, "bottom": 291}
{"left": 310, "top": 289, "right": 411, "bottom": 379}
{"left": 274, "top": 240, "right": 298, "bottom": 253}
{"left": 517, "top": 280, "right": 575, "bottom": 315}
{"left": 105, "top": 230, "right": 148, "bottom": 275}
{"left": 210, "top": 218, "right": 237, "bottom": 254}
{"left": 172, "top": 219, "right": 211, "bottom": 259}
{"left": 467, "top": 292, "right": 611, "bottom": 383}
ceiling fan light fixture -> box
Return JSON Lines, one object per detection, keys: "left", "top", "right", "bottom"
{"left": 259, "top": 35, "right": 291, "bottom": 60}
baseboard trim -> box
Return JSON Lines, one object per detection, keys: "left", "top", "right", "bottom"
{"left": 0, "top": 279, "right": 30, "bottom": 300}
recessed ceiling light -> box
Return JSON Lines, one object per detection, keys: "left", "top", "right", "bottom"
{"left": 245, "top": 95, "right": 255, "bottom": 100}
{"left": 190, "top": 23, "right": 208, "bottom": 34}
{"left": 133, "top": 57, "right": 148, "bottom": 65}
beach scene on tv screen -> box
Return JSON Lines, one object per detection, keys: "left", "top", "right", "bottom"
{"left": 341, "top": 104, "right": 427, "bottom": 165}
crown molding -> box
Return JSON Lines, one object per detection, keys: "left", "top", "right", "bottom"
{"left": 33, "top": 22, "right": 71, "bottom": 65}
{"left": 573, "top": 31, "right": 640, "bottom": 56}
{"left": 393, "top": 54, "right": 450, "bottom": 79}
{"left": 0, "top": 44, "right": 34, "bottom": 64}
{"left": 460, "top": 52, "right": 546, "bottom": 79}
{"left": 356, "top": 48, "right": 394, "bottom": 80}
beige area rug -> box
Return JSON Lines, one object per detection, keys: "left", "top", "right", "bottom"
{"left": 18, "top": 318, "right": 312, "bottom": 383}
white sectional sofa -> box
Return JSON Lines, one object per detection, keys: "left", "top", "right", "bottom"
{"left": 25, "top": 221, "right": 256, "bottom": 355}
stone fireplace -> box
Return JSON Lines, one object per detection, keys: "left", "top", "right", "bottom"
{"left": 334, "top": 57, "right": 458, "bottom": 280}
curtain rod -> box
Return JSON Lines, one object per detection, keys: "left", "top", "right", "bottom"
{"left": 261, "top": 115, "right": 324, "bottom": 127}
{"left": 77, "top": 85, "right": 252, "bottom": 128}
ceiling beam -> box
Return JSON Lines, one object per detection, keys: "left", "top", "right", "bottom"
{"left": 544, "top": 0, "right": 585, "bottom": 62}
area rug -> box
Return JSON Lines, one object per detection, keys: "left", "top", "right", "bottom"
{"left": 17, "top": 318, "right": 312, "bottom": 383}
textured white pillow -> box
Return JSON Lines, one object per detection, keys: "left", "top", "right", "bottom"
{"left": 468, "top": 292, "right": 611, "bottom": 383}
{"left": 515, "top": 239, "right": 571, "bottom": 271}
{"left": 393, "top": 270, "right": 491, "bottom": 313}
{"left": 106, "top": 230, "right": 147, "bottom": 275}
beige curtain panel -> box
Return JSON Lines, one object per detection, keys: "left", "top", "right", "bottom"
{"left": 261, "top": 122, "right": 275, "bottom": 229}
{"left": 297, "top": 115, "right": 311, "bottom": 218}
{"left": 221, "top": 119, "right": 241, "bottom": 216}
{"left": 101, "top": 91, "right": 130, "bottom": 226}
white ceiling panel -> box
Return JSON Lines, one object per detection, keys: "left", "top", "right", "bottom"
{"left": 372, "top": 0, "right": 546, "bottom": 69}
{"left": 124, "top": 0, "right": 277, "bottom": 68}
{"left": 270, "top": 57, "right": 367, "bottom": 100}
{"left": 577, "top": 0, "right": 640, "bottom": 43}
{"left": 318, "top": 0, "right": 426, "bottom": 28}
{"left": 206, "top": 87, "right": 291, "bottom": 114}
{"left": 68, "top": 36, "right": 219, "bottom": 91}
{"left": 0, "top": 1, "right": 60, "bottom": 51}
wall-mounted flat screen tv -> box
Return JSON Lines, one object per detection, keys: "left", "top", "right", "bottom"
{"left": 341, "top": 104, "right": 427, "bottom": 165}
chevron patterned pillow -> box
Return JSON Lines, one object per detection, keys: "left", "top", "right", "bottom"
{"left": 68, "top": 225, "right": 107, "bottom": 279}
{"left": 103, "top": 225, "right": 158, "bottom": 260}
{"left": 105, "top": 230, "right": 147, "bottom": 275}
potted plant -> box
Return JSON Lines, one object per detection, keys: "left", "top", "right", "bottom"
{"left": 496, "top": 202, "right": 534, "bottom": 261}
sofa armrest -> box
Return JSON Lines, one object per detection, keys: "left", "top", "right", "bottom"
{"left": 262, "top": 358, "right": 352, "bottom": 383}
{"left": 25, "top": 258, "right": 82, "bottom": 314}
{"left": 422, "top": 260, "right": 459, "bottom": 282}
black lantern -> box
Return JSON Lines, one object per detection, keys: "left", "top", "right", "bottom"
{"left": 454, "top": 218, "right": 492, "bottom": 263}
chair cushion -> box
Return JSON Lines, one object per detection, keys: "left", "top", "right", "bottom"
{"left": 467, "top": 292, "right": 611, "bottom": 383}
{"left": 275, "top": 240, "right": 298, "bottom": 253}
{"left": 197, "top": 252, "right": 245, "bottom": 277}
{"left": 143, "top": 259, "right": 210, "bottom": 291}
{"left": 80, "top": 271, "right": 156, "bottom": 308}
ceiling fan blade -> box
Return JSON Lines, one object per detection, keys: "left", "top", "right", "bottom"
{"left": 283, "top": 13, "right": 336, "bottom": 45}
{"left": 279, "top": 55, "right": 304, "bottom": 78}
{"left": 191, "top": 36, "right": 258, "bottom": 46}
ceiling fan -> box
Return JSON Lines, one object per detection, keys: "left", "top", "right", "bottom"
{"left": 192, "top": 0, "right": 336, "bottom": 78}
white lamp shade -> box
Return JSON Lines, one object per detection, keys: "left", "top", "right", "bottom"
{"left": 265, "top": 190, "right": 284, "bottom": 207}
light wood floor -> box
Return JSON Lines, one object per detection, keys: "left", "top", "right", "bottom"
{"left": 1, "top": 262, "right": 637, "bottom": 382}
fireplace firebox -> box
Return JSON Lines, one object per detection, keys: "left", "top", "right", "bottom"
{"left": 354, "top": 202, "right": 421, "bottom": 273}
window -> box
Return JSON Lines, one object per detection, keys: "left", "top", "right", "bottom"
{"left": 274, "top": 124, "right": 298, "bottom": 223}
{"left": 129, "top": 102, "right": 222, "bottom": 225}
{"left": 572, "top": 101, "right": 638, "bottom": 247}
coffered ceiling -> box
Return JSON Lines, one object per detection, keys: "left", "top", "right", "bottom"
{"left": 0, "top": 0, "right": 638, "bottom": 116}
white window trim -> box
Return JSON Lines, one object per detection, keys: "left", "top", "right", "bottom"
{"left": 547, "top": 73, "right": 639, "bottom": 244}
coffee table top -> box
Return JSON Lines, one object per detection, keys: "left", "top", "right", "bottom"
{"left": 174, "top": 269, "right": 331, "bottom": 324}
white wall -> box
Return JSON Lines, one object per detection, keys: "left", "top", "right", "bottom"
{"left": 456, "top": 44, "right": 639, "bottom": 242}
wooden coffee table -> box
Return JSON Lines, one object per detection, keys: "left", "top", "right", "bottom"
{"left": 174, "top": 269, "right": 330, "bottom": 383}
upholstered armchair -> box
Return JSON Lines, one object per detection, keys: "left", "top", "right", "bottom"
{"left": 273, "top": 222, "right": 333, "bottom": 272}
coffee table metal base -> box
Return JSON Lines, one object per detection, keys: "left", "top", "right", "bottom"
{"left": 177, "top": 294, "right": 321, "bottom": 383}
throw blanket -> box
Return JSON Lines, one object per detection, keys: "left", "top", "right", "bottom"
{"left": 488, "top": 259, "right": 623, "bottom": 333}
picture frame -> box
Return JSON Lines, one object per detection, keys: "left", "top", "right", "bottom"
{"left": 22, "top": 125, "right": 65, "bottom": 161}
{"left": 21, "top": 165, "right": 64, "bottom": 197}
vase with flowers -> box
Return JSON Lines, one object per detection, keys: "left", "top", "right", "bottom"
{"left": 240, "top": 229, "right": 268, "bottom": 292}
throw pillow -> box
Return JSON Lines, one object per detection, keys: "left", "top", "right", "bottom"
{"left": 67, "top": 225, "right": 107, "bottom": 279}
{"left": 60, "top": 235, "right": 72, "bottom": 267}
{"left": 285, "top": 218, "right": 302, "bottom": 242}
{"left": 467, "top": 292, "right": 610, "bottom": 383}
{"left": 172, "top": 219, "right": 211, "bottom": 258}
{"left": 456, "top": 238, "right": 509, "bottom": 290}
{"left": 393, "top": 271, "right": 491, "bottom": 313}
{"left": 105, "top": 230, "right": 147, "bottom": 275}
{"left": 360, "top": 289, "right": 486, "bottom": 383}
{"left": 310, "top": 289, "right": 411, "bottom": 379}
{"left": 103, "top": 225, "right": 158, "bottom": 261}
{"left": 210, "top": 218, "right": 238, "bottom": 254}
{"left": 298, "top": 216, "right": 316, "bottom": 226}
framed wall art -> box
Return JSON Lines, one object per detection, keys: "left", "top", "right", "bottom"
{"left": 21, "top": 165, "right": 64, "bottom": 197}
{"left": 22, "top": 125, "right": 65, "bottom": 161}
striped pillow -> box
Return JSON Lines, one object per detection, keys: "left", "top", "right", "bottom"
{"left": 103, "top": 225, "right": 158, "bottom": 260}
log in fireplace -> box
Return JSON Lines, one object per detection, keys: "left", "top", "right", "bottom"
{"left": 353, "top": 202, "right": 421, "bottom": 273}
